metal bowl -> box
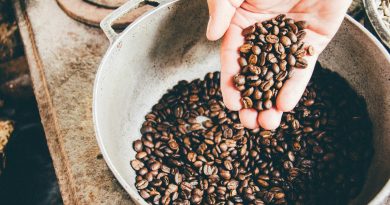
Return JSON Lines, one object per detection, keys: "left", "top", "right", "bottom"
{"left": 94, "top": 0, "right": 390, "bottom": 204}
{"left": 364, "top": 0, "right": 390, "bottom": 48}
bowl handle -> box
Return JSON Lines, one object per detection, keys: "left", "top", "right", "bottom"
{"left": 100, "top": 0, "right": 156, "bottom": 44}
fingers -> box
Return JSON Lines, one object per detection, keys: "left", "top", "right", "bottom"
{"left": 257, "top": 107, "right": 283, "bottom": 130}
{"left": 206, "top": 0, "right": 243, "bottom": 41}
{"left": 220, "top": 24, "right": 245, "bottom": 111}
{"left": 239, "top": 109, "right": 259, "bottom": 129}
{"left": 238, "top": 107, "right": 283, "bottom": 130}
{"left": 276, "top": 55, "right": 317, "bottom": 112}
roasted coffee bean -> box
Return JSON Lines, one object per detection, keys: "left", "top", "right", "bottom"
{"left": 287, "top": 32, "right": 298, "bottom": 43}
{"left": 131, "top": 159, "right": 144, "bottom": 171}
{"left": 249, "top": 54, "right": 258, "bottom": 65}
{"left": 287, "top": 54, "right": 296, "bottom": 66}
{"left": 307, "top": 45, "right": 315, "bottom": 56}
{"left": 233, "top": 74, "right": 246, "bottom": 85}
{"left": 259, "top": 52, "right": 267, "bottom": 66}
{"left": 133, "top": 140, "right": 143, "bottom": 152}
{"left": 267, "top": 53, "right": 278, "bottom": 64}
{"left": 240, "top": 44, "right": 252, "bottom": 53}
{"left": 288, "top": 23, "right": 298, "bottom": 34}
{"left": 266, "top": 35, "right": 279, "bottom": 44}
{"left": 252, "top": 45, "right": 261, "bottom": 55}
{"left": 238, "top": 57, "right": 248, "bottom": 67}
{"left": 253, "top": 89, "right": 263, "bottom": 100}
{"left": 242, "top": 87, "right": 254, "bottom": 97}
{"left": 242, "top": 25, "right": 256, "bottom": 36}
{"left": 133, "top": 68, "right": 373, "bottom": 205}
{"left": 136, "top": 179, "right": 149, "bottom": 190}
{"left": 280, "top": 36, "right": 292, "bottom": 47}
{"left": 295, "top": 49, "right": 306, "bottom": 58}
{"left": 290, "top": 44, "right": 298, "bottom": 54}
{"left": 263, "top": 100, "right": 273, "bottom": 110}
{"left": 241, "top": 97, "right": 253, "bottom": 109}
{"left": 140, "top": 190, "right": 150, "bottom": 199}
{"left": 296, "top": 30, "right": 306, "bottom": 41}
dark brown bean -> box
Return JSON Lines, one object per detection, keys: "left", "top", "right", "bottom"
{"left": 266, "top": 35, "right": 279, "bottom": 44}
{"left": 242, "top": 25, "right": 256, "bottom": 35}
{"left": 280, "top": 36, "right": 292, "bottom": 47}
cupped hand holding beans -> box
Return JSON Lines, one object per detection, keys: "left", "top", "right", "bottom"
{"left": 206, "top": 0, "right": 352, "bottom": 130}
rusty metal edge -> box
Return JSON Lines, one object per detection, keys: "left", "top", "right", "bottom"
{"left": 12, "top": 1, "right": 78, "bottom": 205}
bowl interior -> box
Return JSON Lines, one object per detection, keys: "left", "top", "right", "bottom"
{"left": 94, "top": 1, "right": 390, "bottom": 204}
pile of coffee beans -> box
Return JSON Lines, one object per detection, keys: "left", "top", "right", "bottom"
{"left": 131, "top": 64, "right": 373, "bottom": 205}
{"left": 234, "top": 15, "right": 314, "bottom": 111}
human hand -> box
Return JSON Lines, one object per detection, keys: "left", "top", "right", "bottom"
{"left": 206, "top": 0, "right": 352, "bottom": 130}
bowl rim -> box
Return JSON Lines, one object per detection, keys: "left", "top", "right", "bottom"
{"left": 93, "top": 1, "right": 390, "bottom": 203}
{"left": 363, "top": 0, "right": 390, "bottom": 48}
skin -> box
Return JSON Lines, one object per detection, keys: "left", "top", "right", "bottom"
{"left": 206, "top": 0, "right": 352, "bottom": 130}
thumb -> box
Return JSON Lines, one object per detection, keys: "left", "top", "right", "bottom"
{"left": 206, "top": 0, "right": 243, "bottom": 41}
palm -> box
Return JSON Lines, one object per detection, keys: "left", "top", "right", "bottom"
{"left": 210, "top": 0, "right": 351, "bottom": 129}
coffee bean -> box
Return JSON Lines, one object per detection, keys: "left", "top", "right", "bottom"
{"left": 240, "top": 44, "right": 252, "bottom": 53}
{"left": 304, "top": 99, "right": 315, "bottom": 106}
{"left": 266, "top": 35, "right": 279, "bottom": 44}
{"left": 272, "top": 26, "right": 280, "bottom": 35}
{"left": 150, "top": 161, "right": 161, "bottom": 171}
{"left": 295, "top": 49, "right": 306, "bottom": 58}
{"left": 279, "top": 60, "right": 287, "bottom": 71}
{"left": 257, "top": 24, "right": 269, "bottom": 35}
{"left": 133, "top": 140, "right": 143, "bottom": 152}
{"left": 242, "top": 25, "right": 256, "bottom": 36}
{"left": 191, "top": 194, "right": 202, "bottom": 204}
{"left": 131, "top": 159, "right": 144, "bottom": 171}
{"left": 174, "top": 173, "right": 182, "bottom": 184}
{"left": 287, "top": 31, "right": 298, "bottom": 43}
{"left": 259, "top": 52, "right": 267, "bottom": 66}
{"left": 253, "top": 89, "right": 263, "bottom": 100}
{"left": 254, "top": 101, "right": 264, "bottom": 111}
{"left": 280, "top": 36, "right": 292, "bottom": 47}
{"left": 168, "top": 140, "right": 179, "bottom": 150}
{"left": 307, "top": 45, "right": 315, "bottom": 56}
{"left": 233, "top": 74, "right": 246, "bottom": 85}
{"left": 249, "top": 54, "right": 258, "bottom": 65}
{"left": 257, "top": 179, "right": 269, "bottom": 187}
{"left": 136, "top": 151, "right": 148, "bottom": 159}
{"left": 263, "top": 100, "right": 273, "bottom": 110}
{"left": 140, "top": 190, "right": 150, "bottom": 199}
{"left": 291, "top": 119, "right": 300, "bottom": 130}
{"left": 241, "top": 97, "right": 253, "bottom": 109}
{"left": 272, "top": 63, "right": 280, "bottom": 73}
{"left": 261, "top": 90, "right": 271, "bottom": 100}
{"left": 224, "top": 160, "right": 233, "bottom": 170}
{"left": 267, "top": 53, "right": 278, "bottom": 64}
{"left": 136, "top": 179, "right": 149, "bottom": 190}
{"left": 242, "top": 87, "right": 254, "bottom": 97}
{"left": 296, "top": 30, "right": 306, "bottom": 41}
{"left": 287, "top": 54, "right": 296, "bottom": 66}
{"left": 238, "top": 57, "right": 248, "bottom": 67}
{"left": 288, "top": 23, "right": 298, "bottom": 34}
{"left": 290, "top": 44, "right": 298, "bottom": 54}
{"left": 252, "top": 45, "right": 261, "bottom": 55}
